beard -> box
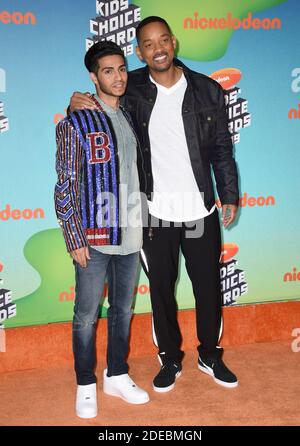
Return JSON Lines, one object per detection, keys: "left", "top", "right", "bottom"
{"left": 151, "top": 58, "right": 173, "bottom": 73}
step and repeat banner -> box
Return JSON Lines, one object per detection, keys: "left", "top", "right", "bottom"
{"left": 0, "top": 0, "right": 299, "bottom": 329}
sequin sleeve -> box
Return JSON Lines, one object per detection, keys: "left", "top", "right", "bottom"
{"left": 54, "top": 119, "right": 88, "bottom": 253}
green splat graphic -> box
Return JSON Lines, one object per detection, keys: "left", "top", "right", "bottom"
{"left": 134, "top": 0, "right": 287, "bottom": 60}
{"left": 4, "top": 229, "right": 108, "bottom": 328}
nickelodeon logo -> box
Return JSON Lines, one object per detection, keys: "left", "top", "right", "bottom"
{"left": 216, "top": 193, "right": 275, "bottom": 208}
{"left": 210, "top": 68, "right": 241, "bottom": 90}
{"left": 0, "top": 262, "right": 3, "bottom": 273}
{"left": 288, "top": 104, "right": 300, "bottom": 119}
{"left": 59, "top": 286, "right": 76, "bottom": 302}
{"left": 184, "top": 12, "right": 281, "bottom": 30}
{"left": 59, "top": 283, "right": 150, "bottom": 301}
{"left": 0, "top": 11, "right": 36, "bottom": 25}
{"left": 0, "top": 205, "right": 45, "bottom": 221}
{"left": 283, "top": 267, "right": 300, "bottom": 282}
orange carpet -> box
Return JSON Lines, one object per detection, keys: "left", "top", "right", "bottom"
{"left": 0, "top": 341, "right": 299, "bottom": 426}
{"left": 2, "top": 301, "right": 300, "bottom": 374}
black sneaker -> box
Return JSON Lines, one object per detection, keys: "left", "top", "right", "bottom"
{"left": 198, "top": 355, "right": 238, "bottom": 388}
{"left": 153, "top": 362, "right": 182, "bottom": 393}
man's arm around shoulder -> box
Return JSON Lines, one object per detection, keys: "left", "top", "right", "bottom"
{"left": 54, "top": 119, "right": 90, "bottom": 267}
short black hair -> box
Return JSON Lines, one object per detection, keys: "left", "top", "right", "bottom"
{"left": 84, "top": 40, "right": 125, "bottom": 73}
{"left": 136, "top": 16, "right": 172, "bottom": 43}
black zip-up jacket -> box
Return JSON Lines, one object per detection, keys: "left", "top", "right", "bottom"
{"left": 122, "top": 58, "right": 239, "bottom": 211}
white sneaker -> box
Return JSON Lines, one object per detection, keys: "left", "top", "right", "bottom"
{"left": 75, "top": 383, "right": 97, "bottom": 418}
{"left": 103, "top": 369, "right": 150, "bottom": 404}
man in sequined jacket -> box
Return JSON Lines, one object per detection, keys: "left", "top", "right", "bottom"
{"left": 54, "top": 41, "right": 149, "bottom": 419}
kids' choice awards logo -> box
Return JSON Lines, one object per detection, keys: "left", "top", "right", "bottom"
{"left": 0, "top": 68, "right": 9, "bottom": 133}
{"left": 0, "top": 262, "right": 17, "bottom": 352}
{"left": 86, "top": 0, "right": 141, "bottom": 56}
{"left": 210, "top": 68, "right": 251, "bottom": 144}
{"left": 220, "top": 243, "right": 248, "bottom": 306}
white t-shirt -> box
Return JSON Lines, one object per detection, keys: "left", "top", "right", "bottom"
{"left": 148, "top": 73, "right": 215, "bottom": 222}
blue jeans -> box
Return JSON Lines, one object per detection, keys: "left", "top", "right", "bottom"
{"left": 72, "top": 248, "right": 139, "bottom": 385}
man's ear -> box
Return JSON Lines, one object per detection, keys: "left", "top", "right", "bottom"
{"left": 90, "top": 72, "right": 98, "bottom": 86}
{"left": 172, "top": 35, "right": 177, "bottom": 51}
{"left": 135, "top": 46, "right": 143, "bottom": 62}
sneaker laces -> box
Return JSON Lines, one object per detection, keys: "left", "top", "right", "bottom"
{"left": 120, "top": 374, "right": 137, "bottom": 388}
{"left": 160, "top": 363, "right": 179, "bottom": 373}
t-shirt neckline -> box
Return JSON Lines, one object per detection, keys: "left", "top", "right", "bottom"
{"left": 149, "top": 72, "right": 186, "bottom": 95}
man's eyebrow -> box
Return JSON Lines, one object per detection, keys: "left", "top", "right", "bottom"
{"left": 100, "top": 64, "right": 126, "bottom": 71}
{"left": 142, "top": 33, "right": 170, "bottom": 43}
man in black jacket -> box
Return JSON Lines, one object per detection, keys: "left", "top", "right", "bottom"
{"left": 70, "top": 16, "right": 239, "bottom": 392}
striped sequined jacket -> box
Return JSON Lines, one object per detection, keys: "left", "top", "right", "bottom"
{"left": 54, "top": 99, "right": 136, "bottom": 253}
